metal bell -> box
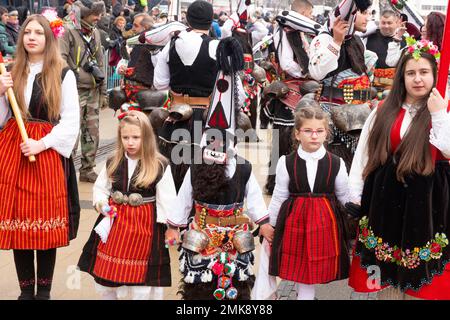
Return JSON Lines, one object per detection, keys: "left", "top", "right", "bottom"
{"left": 232, "top": 231, "right": 255, "bottom": 254}
{"left": 169, "top": 103, "right": 193, "bottom": 122}
{"left": 182, "top": 229, "right": 209, "bottom": 253}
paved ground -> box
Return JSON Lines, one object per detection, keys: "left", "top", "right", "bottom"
{"left": 0, "top": 107, "right": 376, "bottom": 300}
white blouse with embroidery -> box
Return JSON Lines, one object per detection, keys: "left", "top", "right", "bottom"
{"left": 0, "top": 61, "right": 80, "bottom": 158}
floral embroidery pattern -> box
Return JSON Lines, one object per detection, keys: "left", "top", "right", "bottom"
{"left": 0, "top": 218, "right": 68, "bottom": 232}
{"left": 359, "top": 216, "right": 449, "bottom": 269}
{"left": 96, "top": 251, "right": 148, "bottom": 267}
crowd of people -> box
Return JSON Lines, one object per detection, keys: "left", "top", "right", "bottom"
{"left": 0, "top": 0, "right": 449, "bottom": 302}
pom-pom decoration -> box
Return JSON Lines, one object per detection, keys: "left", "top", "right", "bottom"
{"left": 213, "top": 288, "right": 226, "bottom": 300}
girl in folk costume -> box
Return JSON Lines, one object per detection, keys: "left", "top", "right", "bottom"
{"left": 268, "top": 107, "right": 351, "bottom": 300}
{"left": 0, "top": 13, "right": 80, "bottom": 300}
{"left": 165, "top": 37, "right": 274, "bottom": 300}
{"left": 347, "top": 39, "right": 450, "bottom": 300}
{"left": 78, "top": 110, "right": 177, "bottom": 300}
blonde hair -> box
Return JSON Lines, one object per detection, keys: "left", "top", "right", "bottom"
{"left": 107, "top": 110, "right": 167, "bottom": 189}
{"left": 114, "top": 16, "right": 126, "bottom": 26}
{"left": 293, "top": 106, "right": 330, "bottom": 149}
{"left": 12, "top": 14, "right": 66, "bottom": 122}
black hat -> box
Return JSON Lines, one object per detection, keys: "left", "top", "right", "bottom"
{"left": 186, "top": 0, "right": 213, "bottom": 30}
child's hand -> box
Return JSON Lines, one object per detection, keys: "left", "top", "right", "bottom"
{"left": 428, "top": 88, "right": 448, "bottom": 114}
{"left": 165, "top": 226, "right": 180, "bottom": 248}
{"left": 259, "top": 223, "right": 275, "bottom": 244}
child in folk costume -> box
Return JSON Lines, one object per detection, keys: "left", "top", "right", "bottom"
{"left": 78, "top": 111, "right": 177, "bottom": 300}
{"left": 165, "top": 37, "right": 274, "bottom": 300}
{"left": 348, "top": 38, "right": 450, "bottom": 300}
{"left": 0, "top": 13, "right": 80, "bottom": 300}
{"left": 268, "top": 106, "right": 351, "bottom": 300}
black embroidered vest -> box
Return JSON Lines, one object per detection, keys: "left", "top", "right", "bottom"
{"left": 28, "top": 67, "right": 70, "bottom": 122}
{"left": 168, "top": 33, "right": 218, "bottom": 97}
{"left": 285, "top": 150, "right": 341, "bottom": 195}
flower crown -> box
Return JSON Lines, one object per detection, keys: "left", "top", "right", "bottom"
{"left": 42, "top": 9, "right": 65, "bottom": 39}
{"left": 405, "top": 36, "right": 441, "bottom": 63}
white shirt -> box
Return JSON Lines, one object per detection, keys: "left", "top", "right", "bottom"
{"left": 268, "top": 145, "right": 349, "bottom": 226}
{"left": 93, "top": 154, "right": 178, "bottom": 224}
{"left": 153, "top": 30, "right": 220, "bottom": 91}
{"left": 273, "top": 25, "right": 305, "bottom": 79}
{"left": 167, "top": 157, "right": 269, "bottom": 227}
{"left": 348, "top": 106, "right": 450, "bottom": 203}
{"left": 386, "top": 41, "right": 403, "bottom": 67}
{"left": 0, "top": 61, "right": 80, "bottom": 158}
{"left": 308, "top": 32, "right": 378, "bottom": 85}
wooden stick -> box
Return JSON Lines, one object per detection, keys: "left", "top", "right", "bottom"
{"left": 0, "top": 54, "right": 36, "bottom": 162}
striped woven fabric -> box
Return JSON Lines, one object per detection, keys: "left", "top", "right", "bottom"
{"left": 93, "top": 202, "right": 155, "bottom": 284}
{"left": 278, "top": 196, "right": 340, "bottom": 284}
{"left": 0, "top": 119, "right": 68, "bottom": 250}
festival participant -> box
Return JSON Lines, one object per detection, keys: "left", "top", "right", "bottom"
{"left": 266, "top": 106, "right": 350, "bottom": 300}
{"left": 386, "top": 11, "right": 443, "bottom": 68}
{"left": 366, "top": 10, "right": 405, "bottom": 93}
{"left": 347, "top": 38, "right": 450, "bottom": 300}
{"left": 110, "top": 13, "right": 166, "bottom": 116}
{"left": 0, "top": 13, "right": 80, "bottom": 300}
{"left": 308, "top": 0, "right": 376, "bottom": 168}
{"left": 153, "top": 0, "right": 218, "bottom": 192}
{"left": 78, "top": 110, "right": 177, "bottom": 300}
{"left": 262, "top": 0, "right": 320, "bottom": 195}
{"left": 165, "top": 38, "right": 272, "bottom": 300}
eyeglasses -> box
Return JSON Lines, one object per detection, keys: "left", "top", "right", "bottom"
{"left": 299, "top": 129, "right": 327, "bottom": 137}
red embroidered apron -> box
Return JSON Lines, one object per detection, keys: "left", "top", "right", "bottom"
{"left": 0, "top": 119, "right": 68, "bottom": 250}
{"left": 93, "top": 201, "right": 154, "bottom": 284}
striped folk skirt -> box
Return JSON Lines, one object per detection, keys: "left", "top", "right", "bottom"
{"left": 270, "top": 194, "right": 349, "bottom": 284}
{"left": 0, "top": 119, "right": 69, "bottom": 250}
{"left": 93, "top": 202, "right": 155, "bottom": 284}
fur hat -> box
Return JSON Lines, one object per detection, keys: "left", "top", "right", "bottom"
{"left": 186, "top": 0, "right": 213, "bottom": 30}
{"left": 73, "top": 0, "right": 105, "bottom": 19}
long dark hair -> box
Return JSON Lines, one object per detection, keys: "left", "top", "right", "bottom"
{"left": 426, "top": 11, "right": 445, "bottom": 50}
{"left": 363, "top": 52, "right": 437, "bottom": 182}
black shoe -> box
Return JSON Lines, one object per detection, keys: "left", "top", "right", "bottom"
{"left": 18, "top": 292, "right": 35, "bottom": 300}
{"left": 35, "top": 290, "right": 51, "bottom": 300}
{"left": 260, "top": 124, "right": 268, "bottom": 129}
{"left": 79, "top": 171, "right": 98, "bottom": 183}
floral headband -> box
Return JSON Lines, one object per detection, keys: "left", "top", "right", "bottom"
{"left": 405, "top": 36, "right": 441, "bottom": 63}
{"left": 42, "top": 9, "right": 65, "bottom": 39}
